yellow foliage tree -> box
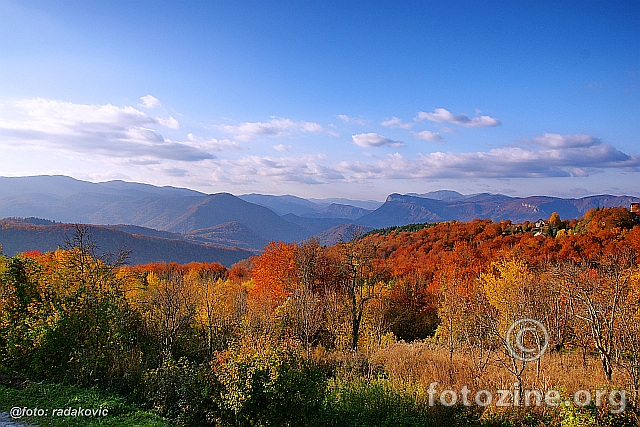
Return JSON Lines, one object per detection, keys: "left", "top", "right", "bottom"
{"left": 481, "top": 257, "right": 533, "bottom": 331}
{"left": 481, "top": 257, "right": 547, "bottom": 387}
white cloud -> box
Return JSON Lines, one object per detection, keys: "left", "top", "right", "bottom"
{"left": 156, "top": 116, "right": 180, "bottom": 129}
{"left": 139, "top": 95, "right": 161, "bottom": 109}
{"left": 352, "top": 133, "right": 405, "bottom": 148}
{"left": 222, "top": 154, "right": 344, "bottom": 185}
{"left": 415, "top": 108, "right": 500, "bottom": 128}
{"left": 381, "top": 116, "right": 413, "bottom": 129}
{"left": 337, "top": 133, "right": 639, "bottom": 180}
{"left": 411, "top": 130, "right": 443, "bottom": 142}
{"left": 219, "top": 117, "right": 329, "bottom": 141}
{"left": 0, "top": 98, "right": 217, "bottom": 162}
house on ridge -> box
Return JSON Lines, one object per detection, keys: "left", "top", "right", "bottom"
{"left": 631, "top": 203, "right": 640, "bottom": 222}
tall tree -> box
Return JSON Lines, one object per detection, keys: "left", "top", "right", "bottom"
{"left": 336, "top": 226, "right": 378, "bottom": 351}
{"left": 142, "top": 272, "right": 196, "bottom": 362}
{"left": 290, "top": 238, "right": 331, "bottom": 352}
{"left": 481, "top": 257, "right": 546, "bottom": 387}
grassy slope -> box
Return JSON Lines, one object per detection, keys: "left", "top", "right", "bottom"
{"left": 0, "top": 382, "right": 171, "bottom": 427}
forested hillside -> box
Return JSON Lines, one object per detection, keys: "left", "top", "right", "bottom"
{"left": 0, "top": 218, "right": 253, "bottom": 266}
{"left": 1, "top": 207, "right": 639, "bottom": 426}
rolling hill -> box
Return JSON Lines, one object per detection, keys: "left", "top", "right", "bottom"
{"left": 0, "top": 218, "right": 253, "bottom": 266}
{"left": 162, "top": 193, "right": 307, "bottom": 242}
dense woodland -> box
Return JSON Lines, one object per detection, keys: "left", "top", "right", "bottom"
{"left": 1, "top": 207, "right": 640, "bottom": 426}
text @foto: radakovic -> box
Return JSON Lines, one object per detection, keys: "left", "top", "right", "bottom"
{"left": 10, "top": 406, "right": 109, "bottom": 419}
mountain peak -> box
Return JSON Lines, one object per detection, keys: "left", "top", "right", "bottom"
{"left": 386, "top": 193, "right": 404, "bottom": 202}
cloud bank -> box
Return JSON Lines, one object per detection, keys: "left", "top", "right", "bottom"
{"left": 191, "top": 132, "right": 638, "bottom": 189}
{"left": 338, "top": 133, "right": 638, "bottom": 180}
{"left": 0, "top": 97, "right": 636, "bottom": 194}
{"left": 0, "top": 98, "right": 223, "bottom": 162}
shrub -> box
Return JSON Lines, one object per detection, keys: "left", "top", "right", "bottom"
{"left": 214, "top": 339, "right": 327, "bottom": 427}
{"left": 141, "top": 357, "right": 221, "bottom": 426}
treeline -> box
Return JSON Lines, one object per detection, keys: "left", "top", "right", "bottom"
{"left": 0, "top": 208, "right": 639, "bottom": 426}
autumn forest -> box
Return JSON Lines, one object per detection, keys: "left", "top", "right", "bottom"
{"left": 2, "top": 207, "right": 640, "bottom": 426}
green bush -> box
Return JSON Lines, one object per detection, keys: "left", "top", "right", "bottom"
{"left": 215, "top": 340, "right": 328, "bottom": 427}
{"left": 140, "top": 341, "right": 328, "bottom": 427}
{"left": 141, "top": 357, "right": 221, "bottom": 426}
{"left": 321, "top": 378, "right": 478, "bottom": 427}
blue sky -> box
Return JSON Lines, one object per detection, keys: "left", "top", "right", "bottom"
{"left": 0, "top": 0, "right": 638, "bottom": 200}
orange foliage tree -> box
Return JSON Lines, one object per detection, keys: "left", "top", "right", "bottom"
{"left": 251, "top": 241, "right": 297, "bottom": 304}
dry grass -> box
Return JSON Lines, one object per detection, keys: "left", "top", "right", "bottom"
{"left": 365, "top": 341, "right": 640, "bottom": 426}
{"left": 372, "top": 341, "right": 628, "bottom": 396}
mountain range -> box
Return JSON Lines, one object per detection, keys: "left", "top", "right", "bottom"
{"left": 0, "top": 175, "right": 638, "bottom": 265}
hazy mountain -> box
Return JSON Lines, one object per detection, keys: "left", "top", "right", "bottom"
{"left": 308, "top": 197, "right": 383, "bottom": 210}
{"left": 359, "top": 194, "right": 449, "bottom": 227}
{"left": 183, "top": 222, "right": 268, "bottom": 251}
{"left": 281, "top": 214, "right": 353, "bottom": 236}
{"left": 0, "top": 175, "right": 205, "bottom": 225}
{"left": 0, "top": 176, "right": 307, "bottom": 246}
{"left": 0, "top": 177, "right": 361, "bottom": 249}
{"left": 162, "top": 193, "right": 307, "bottom": 242}
{"left": 238, "top": 194, "right": 379, "bottom": 218}
{"left": 0, "top": 175, "right": 202, "bottom": 198}
{"left": 106, "top": 224, "right": 184, "bottom": 240}
{"left": 300, "top": 203, "right": 371, "bottom": 220}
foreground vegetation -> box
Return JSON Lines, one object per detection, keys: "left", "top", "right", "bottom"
{"left": 0, "top": 381, "right": 170, "bottom": 427}
{"left": 1, "top": 207, "right": 640, "bottom": 426}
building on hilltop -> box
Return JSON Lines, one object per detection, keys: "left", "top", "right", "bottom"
{"left": 631, "top": 203, "right": 640, "bottom": 223}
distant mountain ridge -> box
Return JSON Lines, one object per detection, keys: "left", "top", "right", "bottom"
{"left": 300, "top": 203, "right": 371, "bottom": 220}
{"left": 0, "top": 176, "right": 638, "bottom": 260}
{"left": 358, "top": 193, "right": 640, "bottom": 228}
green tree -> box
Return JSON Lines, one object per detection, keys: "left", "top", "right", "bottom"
{"left": 215, "top": 339, "right": 326, "bottom": 427}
